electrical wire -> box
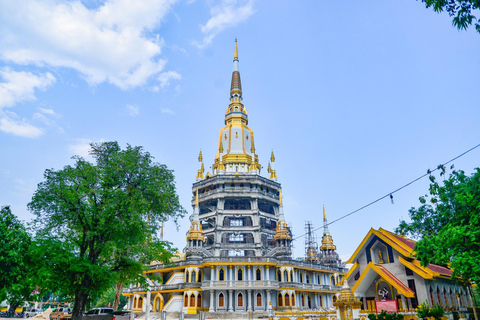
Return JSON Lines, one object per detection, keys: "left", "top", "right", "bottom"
{"left": 292, "top": 142, "right": 480, "bottom": 241}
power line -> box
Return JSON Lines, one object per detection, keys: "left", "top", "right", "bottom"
{"left": 292, "top": 143, "right": 480, "bottom": 241}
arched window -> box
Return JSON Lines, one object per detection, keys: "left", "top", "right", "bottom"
{"left": 192, "top": 270, "right": 197, "bottom": 282}
{"left": 133, "top": 296, "right": 138, "bottom": 309}
{"left": 285, "top": 293, "right": 290, "bottom": 307}
{"left": 219, "top": 293, "right": 224, "bottom": 307}
{"left": 184, "top": 294, "right": 188, "bottom": 307}
{"left": 257, "top": 293, "right": 262, "bottom": 306}
{"left": 197, "top": 294, "right": 202, "bottom": 307}
{"left": 331, "top": 275, "right": 336, "bottom": 285}
{"left": 138, "top": 297, "right": 143, "bottom": 309}
{"left": 301, "top": 294, "right": 305, "bottom": 307}
{"left": 307, "top": 295, "right": 311, "bottom": 308}
{"left": 238, "top": 293, "right": 243, "bottom": 307}
{"left": 277, "top": 270, "right": 281, "bottom": 281}
{"left": 333, "top": 295, "right": 337, "bottom": 303}
{"left": 283, "top": 270, "right": 288, "bottom": 282}
{"left": 198, "top": 270, "right": 202, "bottom": 282}
{"left": 319, "top": 295, "right": 323, "bottom": 307}
{"left": 238, "top": 268, "right": 243, "bottom": 281}
{"left": 190, "top": 294, "right": 195, "bottom": 307}
{"left": 290, "top": 270, "right": 294, "bottom": 282}
{"left": 300, "top": 273, "right": 303, "bottom": 283}
{"left": 278, "top": 293, "right": 283, "bottom": 307}
{"left": 306, "top": 274, "right": 310, "bottom": 284}
{"left": 185, "top": 271, "right": 189, "bottom": 283}
{"left": 256, "top": 268, "right": 261, "bottom": 280}
{"left": 292, "top": 294, "right": 295, "bottom": 306}
{"left": 318, "top": 275, "right": 321, "bottom": 284}
{"left": 219, "top": 268, "right": 225, "bottom": 281}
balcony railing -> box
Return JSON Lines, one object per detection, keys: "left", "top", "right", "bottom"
{"left": 125, "top": 280, "right": 342, "bottom": 293}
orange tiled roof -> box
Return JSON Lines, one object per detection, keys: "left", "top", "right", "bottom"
{"left": 375, "top": 264, "right": 415, "bottom": 296}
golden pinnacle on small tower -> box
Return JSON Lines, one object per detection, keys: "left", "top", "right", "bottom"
{"left": 196, "top": 150, "right": 205, "bottom": 180}
{"left": 323, "top": 204, "right": 327, "bottom": 221}
{"left": 268, "top": 150, "right": 278, "bottom": 180}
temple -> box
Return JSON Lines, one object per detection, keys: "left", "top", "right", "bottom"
{"left": 123, "top": 39, "right": 347, "bottom": 316}
{"left": 344, "top": 228, "right": 475, "bottom": 313}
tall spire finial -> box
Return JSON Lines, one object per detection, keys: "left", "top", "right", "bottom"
{"left": 195, "top": 189, "right": 199, "bottom": 207}
{"left": 323, "top": 205, "right": 327, "bottom": 221}
{"left": 279, "top": 190, "right": 283, "bottom": 207}
{"left": 234, "top": 38, "right": 238, "bottom": 60}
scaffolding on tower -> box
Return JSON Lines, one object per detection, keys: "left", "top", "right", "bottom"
{"left": 304, "top": 221, "right": 319, "bottom": 263}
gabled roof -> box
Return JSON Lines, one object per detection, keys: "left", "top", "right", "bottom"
{"left": 398, "top": 256, "right": 433, "bottom": 279}
{"left": 347, "top": 227, "right": 453, "bottom": 279}
{"left": 346, "top": 228, "right": 412, "bottom": 264}
{"left": 351, "top": 262, "right": 415, "bottom": 298}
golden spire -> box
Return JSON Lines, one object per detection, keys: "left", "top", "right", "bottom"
{"left": 320, "top": 205, "right": 336, "bottom": 251}
{"left": 279, "top": 190, "right": 283, "bottom": 206}
{"left": 196, "top": 150, "right": 204, "bottom": 180}
{"left": 270, "top": 150, "right": 275, "bottom": 162}
{"left": 195, "top": 189, "right": 199, "bottom": 207}
{"left": 234, "top": 38, "right": 238, "bottom": 60}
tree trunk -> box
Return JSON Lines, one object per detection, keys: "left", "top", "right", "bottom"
{"left": 469, "top": 285, "right": 478, "bottom": 320}
{"left": 8, "top": 302, "right": 20, "bottom": 314}
{"left": 71, "top": 292, "right": 89, "bottom": 320}
{"left": 113, "top": 283, "right": 124, "bottom": 311}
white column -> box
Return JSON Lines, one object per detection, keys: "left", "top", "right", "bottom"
{"left": 228, "top": 290, "right": 234, "bottom": 312}
{"left": 145, "top": 290, "right": 151, "bottom": 320}
{"left": 266, "top": 290, "right": 271, "bottom": 312}
{"left": 401, "top": 295, "right": 407, "bottom": 311}
{"left": 248, "top": 290, "right": 252, "bottom": 311}
{"left": 229, "top": 266, "right": 233, "bottom": 287}
{"left": 209, "top": 291, "right": 214, "bottom": 312}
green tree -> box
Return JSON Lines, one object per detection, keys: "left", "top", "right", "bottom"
{"left": 420, "top": 0, "right": 480, "bottom": 33}
{"left": 0, "top": 206, "right": 37, "bottom": 313}
{"left": 397, "top": 166, "right": 480, "bottom": 283}
{"left": 95, "top": 286, "right": 127, "bottom": 310}
{"left": 28, "top": 142, "right": 185, "bottom": 320}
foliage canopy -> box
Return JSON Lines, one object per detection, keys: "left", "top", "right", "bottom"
{"left": 28, "top": 142, "right": 185, "bottom": 320}
{"left": 421, "top": 0, "right": 480, "bottom": 33}
{"left": 0, "top": 206, "right": 37, "bottom": 312}
{"left": 397, "top": 166, "right": 480, "bottom": 283}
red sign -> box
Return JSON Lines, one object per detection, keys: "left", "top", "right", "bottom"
{"left": 375, "top": 300, "right": 398, "bottom": 313}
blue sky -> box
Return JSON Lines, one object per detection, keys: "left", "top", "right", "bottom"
{"left": 0, "top": 0, "right": 479, "bottom": 262}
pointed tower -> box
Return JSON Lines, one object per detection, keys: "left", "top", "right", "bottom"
{"left": 273, "top": 190, "right": 292, "bottom": 259}
{"left": 319, "top": 205, "right": 344, "bottom": 267}
{"left": 305, "top": 221, "right": 319, "bottom": 263}
{"left": 212, "top": 39, "right": 260, "bottom": 175}
{"left": 185, "top": 189, "right": 205, "bottom": 259}
{"left": 268, "top": 151, "right": 278, "bottom": 181}
{"left": 320, "top": 205, "right": 336, "bottom": 252}
{"left": 196, "top": 150, "right": 204, "bottom": 181}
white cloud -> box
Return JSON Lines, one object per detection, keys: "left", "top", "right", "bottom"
{"left": 157, "top": 71, "right": 182, "bottom": 88}
{"left": 0, "top": 113, "right": 44, "bottom": 138}
{"left": 38, "top": 107, "right": 57, "bottom": 116}
{"left": 126, "top": 104, "right": 140, "bottom": 116}
{"left": 0, "top": 0, "right": 177, "bottom": 89}
{"left": 68, "top": 138, "right": 96, "bottom": 158}
{"left": 194, "top": 0, "right": 254, "bottom": 48}
{"left": 160, "top": 108, "right": 175, "bottom": 115}
{"left": 0, "top": 68, "right": 56, "bottom": 110}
